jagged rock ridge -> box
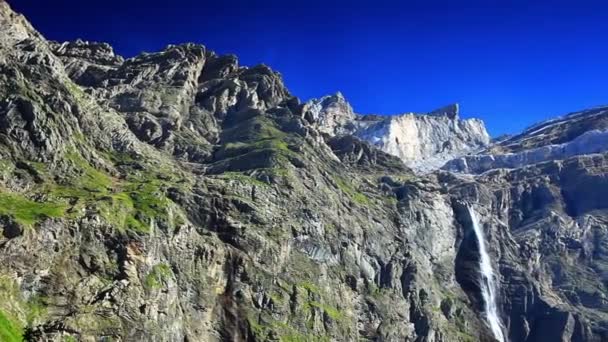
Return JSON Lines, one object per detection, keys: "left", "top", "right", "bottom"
{"left": 304, "top": 93, "right": 491, "bottom": 173}
{"left": 444, "top": 105, "right": 608, "bottom": 173}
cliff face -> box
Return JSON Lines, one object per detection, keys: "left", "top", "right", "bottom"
{"left": 0, "top": 2, "right": 607, "bottom": 342}
{"left": 446, "top": 155, "right": 608, "bottom": 342}
{"left": 304, "top": 95, "right": 491, "bottom": 173}
{"left": 444, "top": 106, "right": 608, "bottom": 174}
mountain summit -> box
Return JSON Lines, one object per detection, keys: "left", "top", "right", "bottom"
{"left": 305, "top": 95, "right": 490, "bottom": 173}
{"left": 1, "top": 2, "right": 608, "bottom": 341}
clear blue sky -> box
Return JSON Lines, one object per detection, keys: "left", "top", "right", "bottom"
{"left": 9, "top": 0, "right": 608, "bottom": 136}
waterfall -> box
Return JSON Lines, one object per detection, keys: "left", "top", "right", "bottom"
{"left": 468, "top": 206, "right": 506, "bottom": 342}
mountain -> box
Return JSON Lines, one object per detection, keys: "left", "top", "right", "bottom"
{"left": 1, "top": 2, "right": 608, "bottom": 341}
{"left": 444, "top": 105, "right": 608, "bottom": 174}
{"left": 305, "top": 93, "right": 491, "bottom": 173}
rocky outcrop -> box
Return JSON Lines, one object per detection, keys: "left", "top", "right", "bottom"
{"left": 303, "top": 92, "right": 356, "bottom": 136}
{"left": 49, "top": 39, "right": 124, "bottom": 86}
{"left": 305, "top": 95, "right": 491, "bottom": 173}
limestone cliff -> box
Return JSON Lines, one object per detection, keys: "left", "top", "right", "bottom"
{"left": 304, "top": 94, "right": 490, "bottom": 173}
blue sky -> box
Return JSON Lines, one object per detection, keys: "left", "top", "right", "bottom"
{"left": 10, "top": 0, "right": 608, "bottom": 136}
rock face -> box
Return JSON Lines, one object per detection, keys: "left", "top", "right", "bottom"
{"left": 0, "top": 2, "right": 608, "bottom": 342}
{"left": 444, "top": 106, "right": 608, "bottom": 174}
{"left": 304, "top": 95, "right": 491, "bottom": 173}
{"left": 50, "top": 37, "right": 292, "bottom": 163}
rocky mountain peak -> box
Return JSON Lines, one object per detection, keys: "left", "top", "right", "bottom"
{"left": 303, "top": 91, "right": 356, "bottom": 135}
{"left": 429, "top": 103, "right": 459, "bottom": 119}
{"left": 304, "top": 93, "right": 489, "bottom": 173}
{"left": 50, "top": 39, "right": 124, "bottom": 66}
{"left": 199, "top": 52, "right": 238, "bottom": 80}
{"left": 0, "top": 1, "right": 37, "bottom": 43}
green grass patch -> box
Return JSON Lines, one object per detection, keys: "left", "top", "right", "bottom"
{"left": 0, "top": 275, "right": 49, "bottom": 340}
{"left": 223, "top": 115, "right": 287, "bottom": 142}
{"left": 248, "top": 317, "right": 269, "bottom": 339}
{"left": 41, "top": 152, "right": 177, "bottom": 234}
{"left": 124, "top": 180, "right": 169, "bottom": 218}
{"left": 0, "top": 192, "right": 66, "bottom": 226}
{"left": 25, "top": 295, "right": 46, "bottom": 325}
{"left": 2, "top": 146, "right": 180, "bottom": 235}
{"left": 64, "top": 152, "right": 113, "bottom": 192}
{"left": 334, "top": 178, "right": 370, "bottom": 205}
{"left": 309, "top": 301, "right": 343, "bottom": 320}
{"left": 367, "top": 283, "right": 384, "bottom": 299}
{"left": 209, "top": 114, "right": 306, "bottom": 176}
{"left": 95, "top": 177, "right": 171, "bottom": 234}
{"left": 25, "top": 161, "right": 47, "bottom": 174}
{"left": 0, "top": 310, "right": 22, "bottom": 342}
{"left": 144, "top": 264, "right": 172, "bottom": 289}
{"left": 216, "top": 115, "right": 293, "bottom": 160}
{"left": 298, "top": 281, "right": 321, "bottom": 295}
{"left": 117, "top": 174, "right": 173, "bottom": 233}
{"left": 101, "top": 151, "right": 138, "bottom": 166}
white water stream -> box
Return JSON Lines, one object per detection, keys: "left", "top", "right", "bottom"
{"left": 468, "top": 206, "right": 506, "bottom": 342}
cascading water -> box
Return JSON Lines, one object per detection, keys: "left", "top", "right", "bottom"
{"left": 468, "top": 206, "right": 506, "bottom": 342}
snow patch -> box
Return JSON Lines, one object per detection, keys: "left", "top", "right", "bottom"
{"left": 444, "top": 129, "right": 608, "bottom": 174}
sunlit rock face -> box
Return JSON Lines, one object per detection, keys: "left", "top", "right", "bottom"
{"left": 356, "top": 107, "right": 490, "bottom": 173}
{"left": 305, "top": 96, "right": 491, "bottom": 173}
{"left": 304, "top": 92, "right": 357, "bottom": 136}
{"left": 444, "top": 106, "right": 608, "bottom": 174}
